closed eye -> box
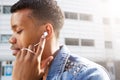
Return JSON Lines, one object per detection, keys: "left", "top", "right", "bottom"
{"left": 17, "top": 29, "right": 23, "bottom": 34}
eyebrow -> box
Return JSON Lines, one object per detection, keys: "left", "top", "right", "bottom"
{"left": 11, "top": 25, "right": 18, "bottom": 31}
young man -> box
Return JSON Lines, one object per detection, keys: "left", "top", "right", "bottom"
{"left": 9, "top": 0, "right": 111, "bottom": 80}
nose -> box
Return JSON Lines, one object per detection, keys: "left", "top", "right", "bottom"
{"left": 9, "top": 35, "right": 17, "bottom": 44}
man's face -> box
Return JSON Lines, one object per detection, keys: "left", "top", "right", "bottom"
{"left": 9, "top": 9, "right": 45, "bottom": 56}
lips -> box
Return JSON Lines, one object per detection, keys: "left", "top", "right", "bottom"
{"left": 12, "top": 49, "right": 20, "bottom": 55}
{"left": 10, "top": 46, "right": 21, "bottom": 56}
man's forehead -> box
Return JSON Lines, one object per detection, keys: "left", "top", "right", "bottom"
{"left": 11, "top": 9, "right": 40, "bottom": 30}
{"left": 12, "top": 9, "right": 32, "bottom": 17}
{"left": 11, "top": 9, "right": 31, "bottom": 29}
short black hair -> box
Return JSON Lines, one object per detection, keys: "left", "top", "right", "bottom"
{"left": 11, "top": 0, "right": 64, "bottom": 38}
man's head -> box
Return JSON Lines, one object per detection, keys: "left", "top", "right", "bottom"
{"left": 9, "top": 0, "right": 64, "bottom": 56}
{"left": 11, "top": 0, "right": 64, "bottom": 38}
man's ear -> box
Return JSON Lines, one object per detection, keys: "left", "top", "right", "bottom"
{"left": 45, "top": 23, "right": 54, "bottom": 39}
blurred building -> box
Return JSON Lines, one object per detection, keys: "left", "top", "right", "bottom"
{"left": 0, "top": 0, "right": 120, "bottom": 80}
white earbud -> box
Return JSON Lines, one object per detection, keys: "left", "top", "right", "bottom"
{"left": 43, "top": 31, "right": 48, "bottom": 37}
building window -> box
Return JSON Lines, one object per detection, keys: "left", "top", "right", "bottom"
{"left": 0, "top": 34, "right": 11, "bottom": 43}
{"left": 2, "top": 66, "right": 13, "bottom": 76}
{"left": 0, "top": 62, "right": 1, "bottom": 78}
{"left": 0, "top": 6, "right": 2, "bottom": 13}
{"left": 64, "top": 11, "right": 78, "bottom": 20}
{"left": 103, "top": 17, "right": 110, "bottom": 25}
{"left": 65, "top": 38, "right": 79, "bottom": 46}
{"left": 81, "top": 39, "right": 94, "bottom": 47}
{"left": 6, "top": 61, "right": 12, "bottom": 65}
{"left": 2, "top": 66, "right": 4, "bottom": 76}
{"left": 80, "top": 13, "right": 93, "bottom": 21}
{"left": 3, "top": 6, "right": 11, "bottom": 14}
{"left": 105, "top": 41, "right": 112, "bottom": 48}
{"left": 115, "top": 18, "right": 120, "bottom": 24}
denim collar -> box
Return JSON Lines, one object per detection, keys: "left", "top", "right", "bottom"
{"left": 47, "top": 45, "right": 70, "bottom": 80}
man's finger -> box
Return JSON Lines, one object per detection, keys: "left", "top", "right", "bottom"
{"left": 21, "top": 47, "right": 27, "bottom": 57}
{"left": 16, "top": 50, "right": 21, "bottom": 59}
{"left": 26, "top": 45, "right": 35, "bottom": 59}
{"left": 36, "top": 35, "right": 46, "bottom": 57}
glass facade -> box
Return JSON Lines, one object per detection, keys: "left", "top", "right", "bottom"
{"left": 103, "top": 17, "right": 110, "bottom": 25}
{"left": 3, "top": 6, "right": 11, "bottom": 14}
{"left": 0, "top": 62, "right": 1, "bottom": 80}
{"left": 80, "top": 13, "right": 93, "bottom": 21}
{"left": 105, "top": 41, "right": 112, "bottom": 49}
{"left": 65, "top": 38, "right": 79, "bottom": 46}
{"left": 0, "top": 5, "right": 11, "bottom": 14}
{"left": 81, "top": 39, "right": 94, "bottom": 47}
{"left": 0, "top": 6, "right": 2, "bottom": 13}
{"left": 64, "top": 11, "right": 78, "bottom": 20}
{"left": 0, "top": 34, "right": 11, "bottom": 43}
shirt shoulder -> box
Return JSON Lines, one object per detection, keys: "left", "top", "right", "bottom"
{"left": 62, "top": 55, "right": 111, "bottom": 80}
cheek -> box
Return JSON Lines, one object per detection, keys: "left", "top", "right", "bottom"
{"left": 20, "top": 33, "right": 39, "bottom": 48}
{"left": 18, "top": 36, "right": 29, "bottom": 48}
{"left": 17, "top": 33, "right": 32, "bottom": 48}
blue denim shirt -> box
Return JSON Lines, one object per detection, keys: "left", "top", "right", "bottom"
{"left": 46, "top": 45, "right": 111, "bottom": 80}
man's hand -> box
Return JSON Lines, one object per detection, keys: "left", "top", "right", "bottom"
{"left": 12, "top": 36, "right": 53, "bottom": 80}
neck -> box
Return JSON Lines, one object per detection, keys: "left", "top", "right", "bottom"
{"left": 41, "top": 37, "right": 59, "bottom": 61}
